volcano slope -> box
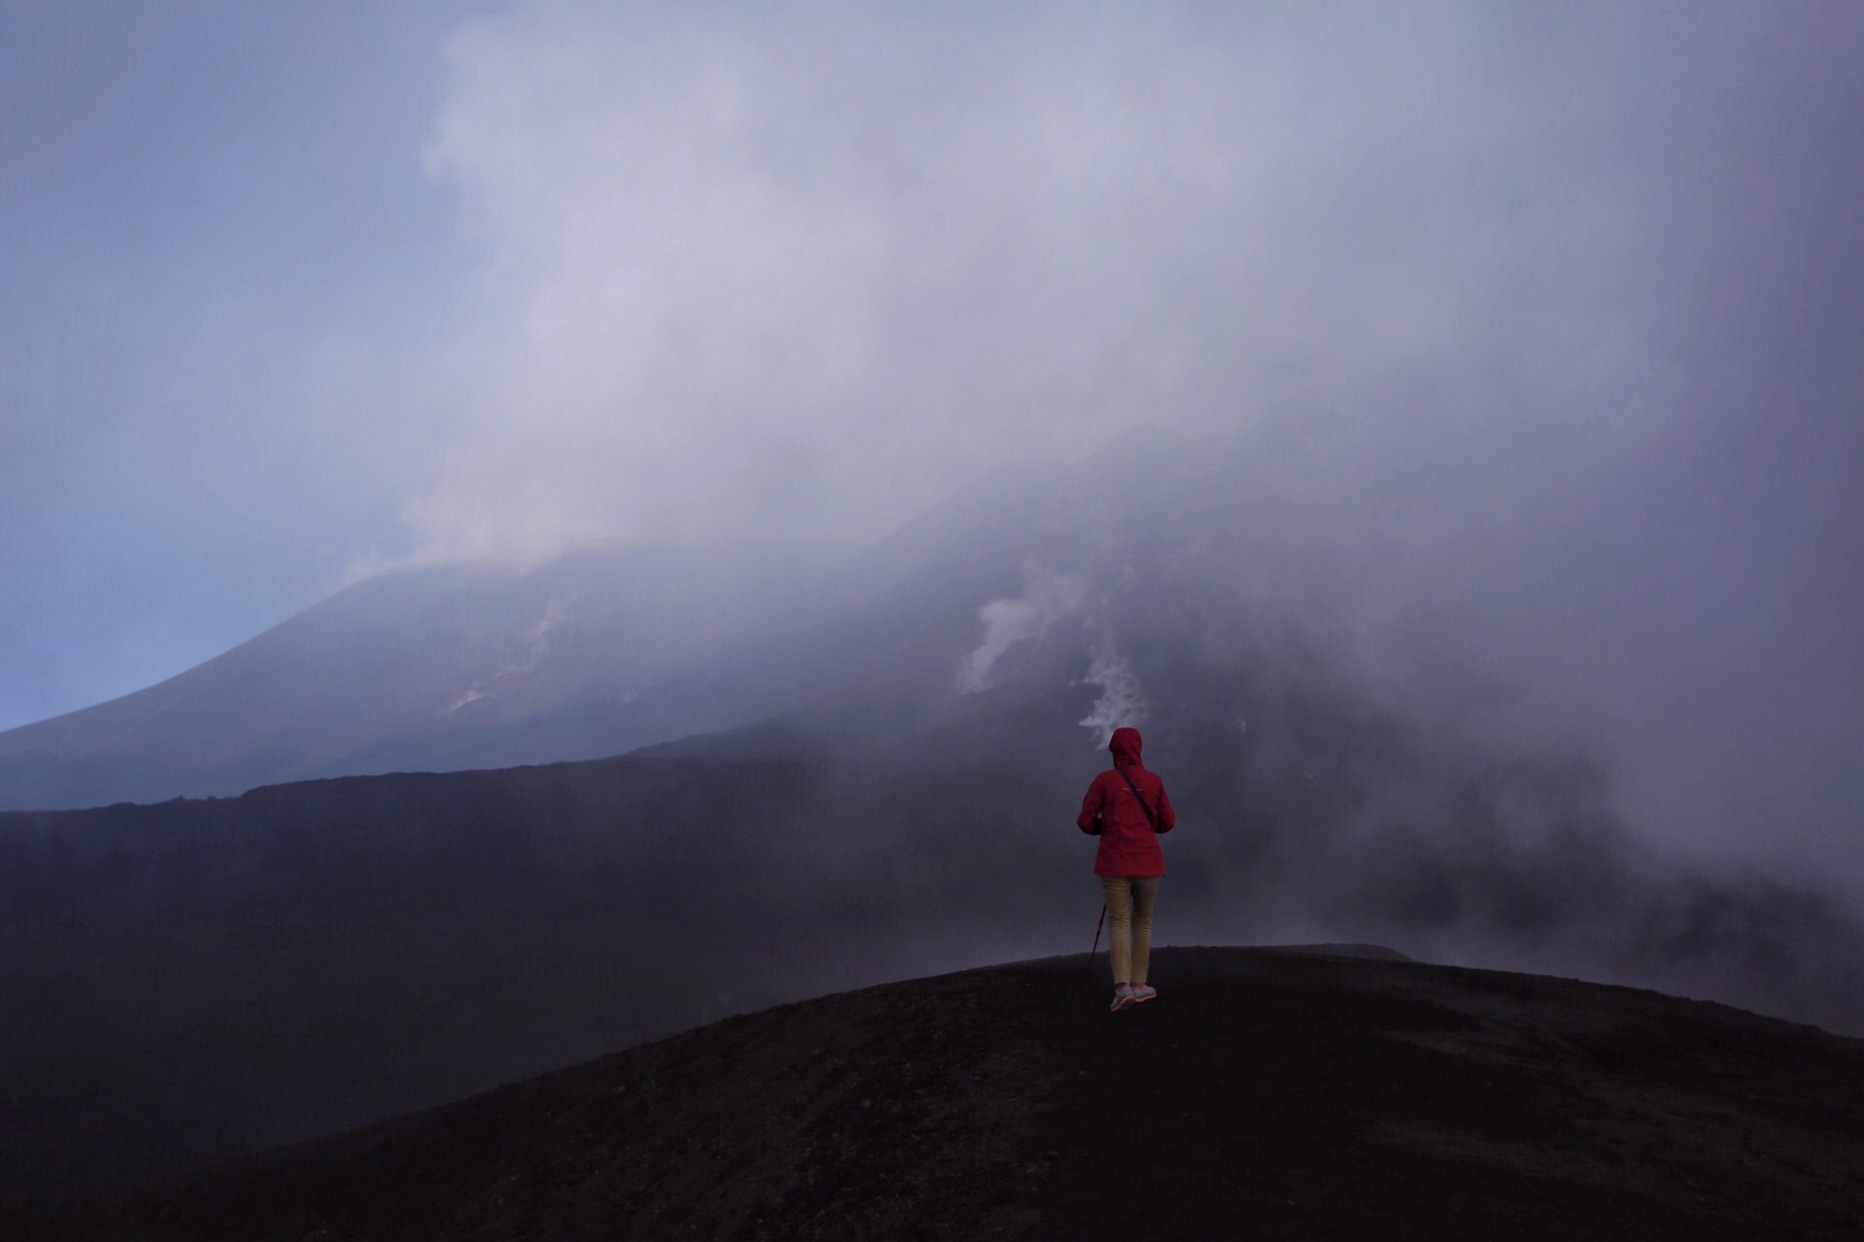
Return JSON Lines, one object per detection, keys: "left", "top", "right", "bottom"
{"left": 18, "top": 946, "right": 1862, "bottom": 1242}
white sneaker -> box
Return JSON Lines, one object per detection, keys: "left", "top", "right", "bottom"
{"left": 1130, "top": 984, "right": 1158, "bottom": 1003}
{"left": 1110, "top": 983, "right": 1136, "bottom": 1013}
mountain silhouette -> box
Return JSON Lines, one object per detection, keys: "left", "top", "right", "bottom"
{"left": 13, "top": 947, "right": 1862, "bottom": 1241}
{"left": 0, "top": 542, "right": 841, "bottom": 810}
{"left": 0, "top": 422, "right": 1371, "bottom": 810}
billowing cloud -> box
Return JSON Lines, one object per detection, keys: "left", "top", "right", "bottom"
{"left": 404, "top": 1, "right": 1701, "bottom": 560}
{"left": 1077, "top": 639, "right": 1146, "bottom": 749}
{"left": 957, "top": 566, "right": 1087, "bottom": 693}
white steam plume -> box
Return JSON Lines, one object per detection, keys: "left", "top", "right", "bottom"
{"left": 956, "top": 566, "right": 1087, "bottom": 693}
{"left": 1079, "top": 639, "right": 1147, "bottom": 747}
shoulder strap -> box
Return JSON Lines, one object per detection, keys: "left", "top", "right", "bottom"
{"left": 1117, "top": 767, "right": 1161, "bottom": 831}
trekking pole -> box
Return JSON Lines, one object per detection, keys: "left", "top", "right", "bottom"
{"left": 1087, "top": 903, "right": 1107, "bottom": 980}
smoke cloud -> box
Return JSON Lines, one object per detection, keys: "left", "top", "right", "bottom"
{"left": 1077, "top": 640, "right": 1147, "bottom": 748}
{"left": 956, "top": 566, "right": 1087, "bottom": 693}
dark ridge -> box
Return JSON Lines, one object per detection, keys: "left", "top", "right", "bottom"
{"left": 13, "top": 947, "right": 1862, "bottom": 1241}
{"left": 1253, "top": 942, "right": 1416, "bottom": 962}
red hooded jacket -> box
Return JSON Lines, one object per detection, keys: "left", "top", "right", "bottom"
{"left": 1077, "top": 727, "right": 1176, "bottom": 877}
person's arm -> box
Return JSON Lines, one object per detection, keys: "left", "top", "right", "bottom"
{"left": 1154, "top": 779, "right": 1177, "bottom": 833}
{"left": 1077, "top": 777, "right": 1105, "bottom": 834}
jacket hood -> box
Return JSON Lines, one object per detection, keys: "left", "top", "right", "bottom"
{"left": 1109, "top": 726, "right": 1143, "bottom": 768}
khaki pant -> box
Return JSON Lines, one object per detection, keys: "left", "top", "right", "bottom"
{"left": 1099, "top": 875, "right": 1160, "bottom": 986}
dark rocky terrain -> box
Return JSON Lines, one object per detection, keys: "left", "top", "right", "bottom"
{"left": 14, "top": 946, "right": 1862, "bottom": 1241}
{"left": 7, "top": 750, "right": 1864, "bottom": 1217}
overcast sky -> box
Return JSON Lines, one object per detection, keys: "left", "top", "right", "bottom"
{"left": 3, "top": 2, "right": 1861, "bottom": 882}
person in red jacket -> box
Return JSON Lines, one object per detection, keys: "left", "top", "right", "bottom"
{"left": 1077, "top": 725, "right": 1176, "bottom": 1012}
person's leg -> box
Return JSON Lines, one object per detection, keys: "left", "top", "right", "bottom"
{"left": 1098, "top": 875, "right": 1133, "bottom": 984}
{"left": 1130, "top": 876, "right": 1160, "bottom": 986}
